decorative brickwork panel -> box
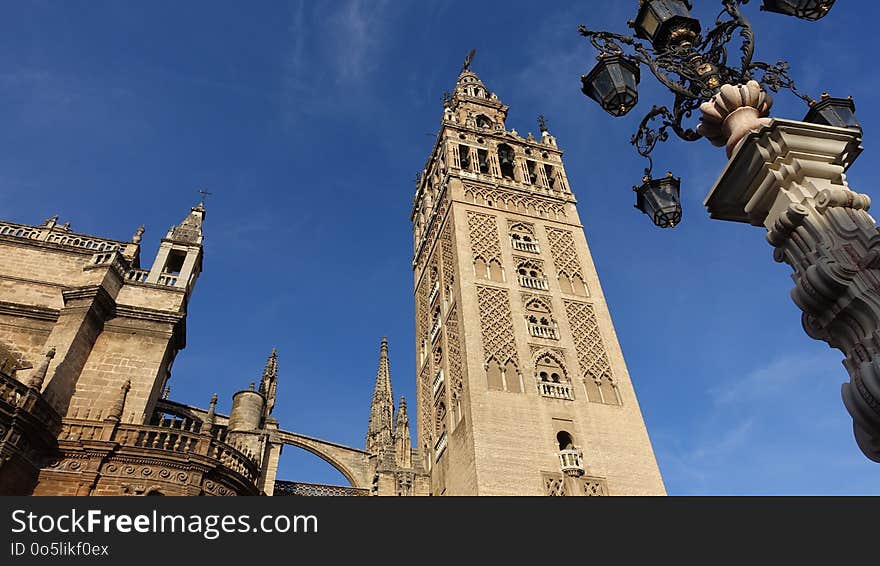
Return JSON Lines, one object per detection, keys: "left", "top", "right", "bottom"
{"left": 418, "top": 365, "right": 432, "bottom": 447}
{"left": 476, "top": 286, "right": 518, "bottom": 366}
{"left": 463, "top": 184, "right": 567, "bottom": 219}
{"left": 546, "top": 227, "right": 583, "bottom": 279}
{"left": 467, "top": 212, "right": 502, "bottom": 263}
{"left": 582, "top": 477, "right": 609, "bottom": 496}
{"left": 543, "top": 472, "right": 566, "bottom": 496}
{"left": 564, "top": 301, "right": 617, "bottom": 404}
{"left": 444, "top": 306, "right": 463, "bottom": 399}
{"left": 440, "top": 223, "right": 455, "bottom": 293}
{"left": 274, "top": 480, "right": 369, "bottom": 496}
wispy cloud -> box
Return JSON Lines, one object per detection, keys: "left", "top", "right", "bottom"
{"left": 656, "top": 349, "right": 879, "bottom": 494}
{"left": 280, "top": 0, "right": 394, "bottom": 124}
{"left": 328, "top": 0, "right": 391, "bottom": 83}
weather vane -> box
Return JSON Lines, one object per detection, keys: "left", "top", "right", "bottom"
{"left": 537, "top": 115, "right": 548, "bottom": 133}
{"left": 198, "top": 189, "right": 213, "bottom": 204}
{"left": 462, "top": 49, "right": 476, "bottom": 72}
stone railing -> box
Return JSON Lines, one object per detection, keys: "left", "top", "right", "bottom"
{"left": 428, "top": 280, "right": 440, "bottom": 305}
{"left": 434, "top": 431, "right": 448, "bottom": 462}
{"left": 157, "top": 273, "right": 179, "bottom": 287}
{"left": 511, "top": 238, "right": 540, "bottom": 254}
{"left": 430, "top": 317, "right": 442, "bottom": 343}
{"left": 528, "top": 322, "right": 558, "bottom": 340}
{"left": 59, "top": 418, "right": 259, "bottom": 484}
{"left": 0, "top": 221, "right": 125, "bottom": 253}
{"left": 273, "top": 480, "right": 369, "bottom": 497}
{"left": 559, "top": 448, "right": 585, "bottom": 477}
{"left": 519, "top": 275, "right": 549, "bottom": 290}
{"left": 538, "top": 381, "right": 574, "bottom": 401}
{"left": 0, "top": 372, "right": 61, "bottom": 432}
{"left": 432, "top": 368, "right": 445, "bottom": 398}
{"left": 126, "top": 268, "right": 150, "bottom": 283}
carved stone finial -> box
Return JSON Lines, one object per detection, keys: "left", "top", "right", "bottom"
{"left": 27, "top": 347, "right": 56, "bottom": 390}
{"left": 106, "top": 379, "right": 131, "bottom": 423}
{"left": 698, "top": 80, "right": 773, "bottom": 157}
{"left": 162, "top": 385, "right": 170, "bottom": 399}
{"left": 132, "top": 225, "right": 145, "bottom": 244}
{"left": 205, "top": 393, "right": 218, "bottom": 428}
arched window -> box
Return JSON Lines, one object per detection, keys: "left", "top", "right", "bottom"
{"left": 559, "top": 272, "right": 588, "bottom": 296}
{"left": 486, "top": 358, "right": 504, "bottom": 391}
{"left": 525, "top": 299, "right": 558, "bottom": 340}
{"left": 556, "top": 431, "right": 575, "bottom": 451}
{"left": 476, "top": 114, "right": 493, "bottom": 129}
{"left": 435, "top": 402, "right": 447, "bottom": 436}
{"left": 504, "top": 359, "right": 522, "bottom": 393}
{"left": 497, "top": 144, "right": 516, "bottom": 180}
{"left": 510, "top": 224, "right": 539, "bottom": 253}
{"left": 517, "top": 261, "right": 547, "bottom": 290}
{"left": 536, "top": 354, "right": 573, "bottom": 400}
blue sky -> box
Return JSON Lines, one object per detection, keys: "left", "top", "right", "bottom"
{"left": 2, "top": 1, "right": 878, "bottom": 494}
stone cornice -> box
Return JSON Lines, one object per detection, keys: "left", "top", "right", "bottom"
{"left": 0, "top": 300, "right": 59, "bottom": 322}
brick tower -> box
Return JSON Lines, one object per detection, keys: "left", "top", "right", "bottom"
{"left": 411, "top": 54, "right": 666, "bottom": 495}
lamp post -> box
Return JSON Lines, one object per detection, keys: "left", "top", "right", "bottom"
{"left": 579, "top": 1, "right": 880, "bottom": 464}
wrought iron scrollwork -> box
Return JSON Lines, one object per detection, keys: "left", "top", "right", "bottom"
{"left": 579, "top": 0, "right": 808, "bottom": 168}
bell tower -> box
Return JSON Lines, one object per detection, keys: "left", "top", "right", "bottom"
{"left": 411, "top": 54, "right": 665, "bottom": 495}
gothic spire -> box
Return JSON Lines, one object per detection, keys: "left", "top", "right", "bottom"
{"left": 366, "top": 336, "right": 395, "bottom": 454}
{"left": 166, "top": 201, "right": 206, "bottom": 245}
{"left": 260, "top": 348, "right": 278, "bottom": 417}
{"left": 394, "top": 395, "right": 412, "bottom": 469}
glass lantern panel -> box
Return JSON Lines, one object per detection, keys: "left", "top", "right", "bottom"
{"left": 592, "top": 67, "right": 614, "bottom": 99}
{"left": 641, "top": 9, "right": 660, "bottom": 37}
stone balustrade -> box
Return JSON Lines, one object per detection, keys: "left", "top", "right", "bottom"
{"left": 428, "top": 280, "right": 440, "bottom": 305}
{"left": 432, "top": 368, "right": 445, "bottom": 398}
{"left": 511, "top": 238, "right": 540, "bottom": 253}
{"left": 430, "top": 317, "right": 442, "bottom": 343}
{"left": 528, "top": 322, "right": 557, "bottom": 340}
{"left": 519, "top": 275, "right": 549, "bottom": 290}
{"left": 538, "top": 381, "right": 574, "bottom": 401}
{"left": 59, "top": 417, "right": 260, "bottom": 484}
{"left": 559, "top": 448, "right": 585, "bottom": 477}
{"left": 0, "top": 221, "right": 125, "bottom": 253}
{"left": 434, "top": 432, "right": 448, "bottom": 462}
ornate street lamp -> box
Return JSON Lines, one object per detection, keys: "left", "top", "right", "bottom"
{"left": 634, "top": 171, "right": 682, "bottom": 228}
{"left": 803, "top": 93, "right": 860, "bottom": 130}
{"left": 581, "top": 54, "right": 641, "bottom": 117}
{"left": 760, "top": 0, "right": 835, "bottom": 20}
{"left": 632, "top": 0, "right": 701, "bottom": 50}
{"left": 579, "top": 2, "right": 880, "bottom": 466}
{"left": 578, "top": 0, "right": 838, "bottom": 228}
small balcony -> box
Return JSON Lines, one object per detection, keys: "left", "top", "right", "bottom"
{"left": 559, "top": 448, "right": 585, "bottom": 477}
{"left": 511, "top": 238, "right": 540, "bottom": 254}
{"left": 432, "top": 368, "right": 445, "bottom": 398}
{"left": 428, "top": 280, "right": 440, "bottom": 305}
{"left": 434, "top": 432, "right": 448, "bottom": 462}
{"left": 158, "top": 273, "right": 179, "bottom": 287}
{"left": 538, "top": 381, "right": 574, "bottom": 401}
{"left": 528, "top": 322, "right": 558, "bottom": 340}
{"left": 518, "top": 275, "right": 549, "bottom": 290}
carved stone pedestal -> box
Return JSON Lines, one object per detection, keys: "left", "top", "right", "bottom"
{"left": 705, "top": 119, "right": 880, "bottom": 461}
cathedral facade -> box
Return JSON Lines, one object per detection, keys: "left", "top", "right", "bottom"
{"left": 0, "top": 61, "right": 663, "bottom": 496}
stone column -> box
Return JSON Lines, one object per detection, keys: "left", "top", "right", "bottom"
{"left": 704, "top": 117, "right": 880, "bottom": 461}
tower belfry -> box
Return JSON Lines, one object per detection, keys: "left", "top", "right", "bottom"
{"left": 411, "top": 58, "right": 665, "bottom": 495}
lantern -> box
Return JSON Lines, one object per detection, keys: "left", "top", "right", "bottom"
{"left": 804, "top": 94, "right": 860, "bottom": 130}
{"left": 632, "top": 0, "right": 701, "bottom": 51}
{"left": 761, "top": 0, "right": 835, "bottom": 21}
{"left": 635, "top": 172, "right": 682, "bottom": 228}
{"left": 581, "top": 55, "right": 640, "bottom": 117}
